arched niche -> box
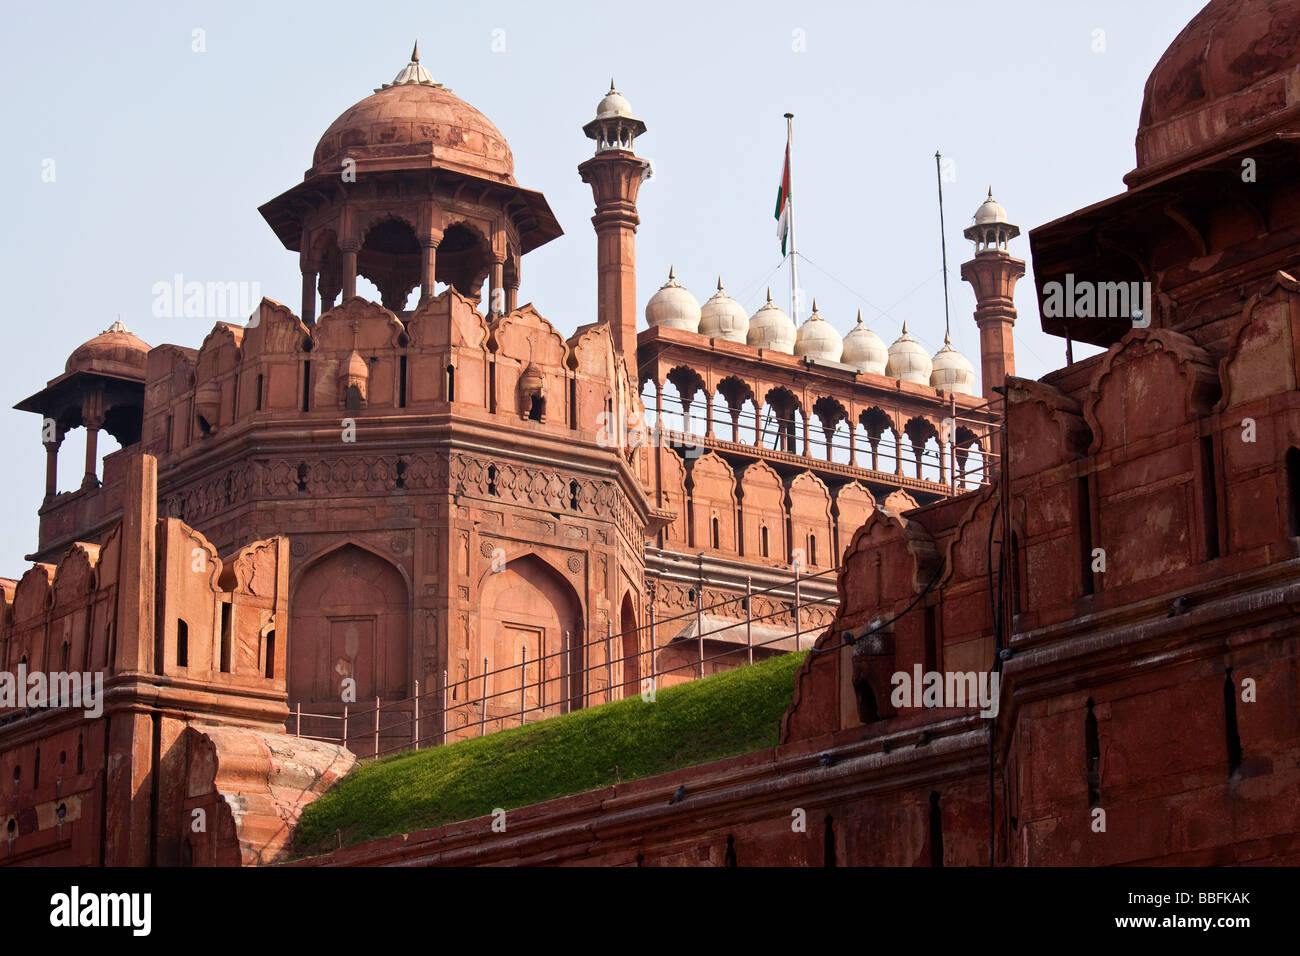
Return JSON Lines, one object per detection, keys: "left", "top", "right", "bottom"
{"left": 476, "top": 553, "right": 583, "bottom": 720}
{"left": 289, "top": 544, "right": 411, "bottom": 704}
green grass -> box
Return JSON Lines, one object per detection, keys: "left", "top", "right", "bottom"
{"left": 292, "top": 651, "right": 806, "bottom": 856}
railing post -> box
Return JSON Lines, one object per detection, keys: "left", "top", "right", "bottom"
{"left": 582, "top": 626, "right": 590, "bottom": 711}
{"left": 563, "top": 629, "right": 573, "bottom": 713}
{"left": 746, "top": 575, "right": 754, "bottom": 666}
{"left": 373, "top": 696, "right": 380, "bottom": 759}
{"left": 520, "top": 646, "right": 527, "bottom": 726}
{"left": 697, "top": 553, "right": 705, "bottom": 679}
{"left": 441, "top": 669, "right": 448, "bottom": 747}
{"left": 605, "top": 619, "right": 614, "bottom": 702}
{"left": 295, "top": 701, "right": 301, "bottom": 738}
{"left": 950, "top": 393, "right": 958, "bottom": 492}
{"left": 648, "top": 605, "right": 656, "bottom": 690}
{"left": 413, "top": 679, "right": 420, "bottom": 751}
{"left": 794, "top": 561, "right": 802, "bottom": 650}
{"left": 342, "top": 704, "right": 349, "bottom": 750}
{"left": 480, "top": 657, "right": 489, "bottom": 738}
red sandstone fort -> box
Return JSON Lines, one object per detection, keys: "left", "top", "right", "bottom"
{"left": 3, "top": 0, "right": 1300, "bottom": 866}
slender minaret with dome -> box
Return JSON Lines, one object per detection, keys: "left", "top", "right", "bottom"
{"left": 579, "top": 82, "right": 650, "bottom": 360}
{"left": 960, "top": 189, "right": 1025, "bottom": 399}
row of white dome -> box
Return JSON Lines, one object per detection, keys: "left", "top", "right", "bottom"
{"left": 645, "top": 269, "right": 977, "bottom": 394}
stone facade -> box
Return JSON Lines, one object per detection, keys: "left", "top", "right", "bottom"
{"left": 0, "top": 455, "right": 351, "bottom": 865}
{"left": 291, "top": 0, "right": 1300, "bottom": 867}
{"left": 1, "top": 12, "right": 1036, "bottom": 861}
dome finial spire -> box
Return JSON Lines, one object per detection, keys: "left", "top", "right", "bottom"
{"left": 610, "top": 76, "right": 616, "bottom": 93}
{"left": 987, "top": 185, "right": 993, "bottom": 200}
{"left": 668, "top": 264, "right": 676, "bottom": 281}
{"left": 382, "top": 42, "right": 439, "bottom": 89}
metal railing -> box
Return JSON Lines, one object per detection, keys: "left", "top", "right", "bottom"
{"left": 287, "top": 563, "right": 841, "bottom": 761}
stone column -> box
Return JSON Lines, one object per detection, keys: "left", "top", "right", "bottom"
{"left": 506, "top": 259, "right": 520, "bottom": 313}
{"left": 420, "top": 235, "right": 439, "bottom": 303}
{"left": 301, "top": 269, "right": 317, "bottom": 326}
{"left": 961, "top": 251, "right": 1026, "bottom": 400}
{"left": 489, "top": 257, "right": 505, "bottom": 316}
{"left": 44, "top": 427, "right": 63, "bottom": 500}
{"left": 341, "top": 239, "right": 360, "bottom": 300}
{"left": 80, "top": 403, "right": 102, "bottom": 494}
{"left": 579, "top": 152, "right": 648, "bottom": 360}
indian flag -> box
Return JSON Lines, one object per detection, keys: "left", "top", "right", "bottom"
{"left": 775, "top": 139, "right": 791, "bottom": 256}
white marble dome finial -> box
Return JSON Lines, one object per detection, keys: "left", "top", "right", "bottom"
{"left": 841, "top": 310, "right": 887, "bottom": 374}
{"left": 930, "top": 331, "right": 976, "bottom": 394}
{"left": 795, "top": 300, "right": 842, "bottom": 362}
{"left": 886, "top": 322, "right": 932, "bottom": 385}
{"left": 748, "top": 290, "right": 796, "bottom": 354}
{"left": 700, "top": 278, "right": 749, "bottom": 343}
{"left": 645, "top": 266, "right": 701, "bottom": 332}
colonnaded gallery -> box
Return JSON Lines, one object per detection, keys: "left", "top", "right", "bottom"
{"left": 2, "top": 0, "right": 1299, "bottom": 867}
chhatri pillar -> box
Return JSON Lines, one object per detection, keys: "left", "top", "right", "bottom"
{"left": 578, "top": 82, "right": 650, "bottom": 362}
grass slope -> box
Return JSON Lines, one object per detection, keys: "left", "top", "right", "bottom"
{"left": 293, "top": 650, "right": 806, "bottom": 856}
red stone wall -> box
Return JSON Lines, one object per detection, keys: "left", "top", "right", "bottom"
{"left": 1, "top": 454, "right": 349, "bottom": 867}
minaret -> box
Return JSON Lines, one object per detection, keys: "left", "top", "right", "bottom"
{"left": 960, "top": 189, "right": 1025, "bottom": 400}
{"left": 579, "top": 81, "right": 650, "bottom": 360}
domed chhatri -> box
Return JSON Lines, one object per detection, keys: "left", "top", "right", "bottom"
{"left": 793, "top": 300, "right": 843, "bottom": 362}
{"left": 840, "top": 310, "right": 888, "bottom": 375}
{"left": 1136, "top": 0, "right": 1300, "bottom": 174}
{"left": 594, "top": 79, "right": 635, "bottom": 121}
{"left": 66, "top": 319, "right": 151, "bottom": 379}
{"left": 965, "top": 188, "right": 1019, "bottom": 255}
{"left": 973, "top": 188, "right": 1009, "bottom": 226}
{"left": 885, "top": 321, "right": 932, "bottom": 385}
{"left": 260, "top": 45, "right": 562, "bottom": 323}
{"left": 699, "top": 278, "right": 749, "bottom": 343}
{"left": 930, "top": 332, "right": 976, "bottom": 395}
{"left": 645, "top": 266, "right": 702, "bottom": 332}
{"left": 747, "top": 289, "right": 797, "bottom": 354}
{"left": 583, "top": 80, "right": 646, "bottom": 153}
{"left": 311, "top": 45, "right": 516, "bottom": 184}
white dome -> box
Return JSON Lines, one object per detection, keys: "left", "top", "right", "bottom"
{"left": 794, "top": 300, "right": 843, "bottom": 361}
{"left": 841, "top": 310, "right": 888, "bottom": 375}
{"left": 746, "top": 289, "right": 796, "bottom": 354}
{"left": 930, "top": 332, "right": 976, "bottom": 394}
{"left": 596, "top": 83, "right": 634, "bottom": 120}
{"left": 974, "top": 188, "right": 1009, "bottom": 226}
{"left": 886, "top": 322, "right": 933, "bottom": 385}
{"left": 699, "top": 278, "right": 749, "bottom": 343}
{"left": 645, "top": 267, "right": 701, "bottom": 332}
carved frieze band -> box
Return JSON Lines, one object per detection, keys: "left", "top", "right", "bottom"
{"left": 157, "top": 451, "right": 643, "bottom": 544}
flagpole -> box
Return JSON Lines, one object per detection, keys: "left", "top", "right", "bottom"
{"left": 935, "top": 150, "right": 951, "bottom": 339}
{"left": 785, "top": 112, "right": 799, "bottom": 322}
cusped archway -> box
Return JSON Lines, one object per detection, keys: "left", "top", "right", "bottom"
{"left": 289, "top": 544, "right": 411, "bottom": 705}
{"left": 476, "top": 553, "right": 583, "bottom": 724}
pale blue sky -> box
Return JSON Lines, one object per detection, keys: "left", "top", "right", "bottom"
{"left": 0, "top": 0, "right": 1207, "bottom": 570}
